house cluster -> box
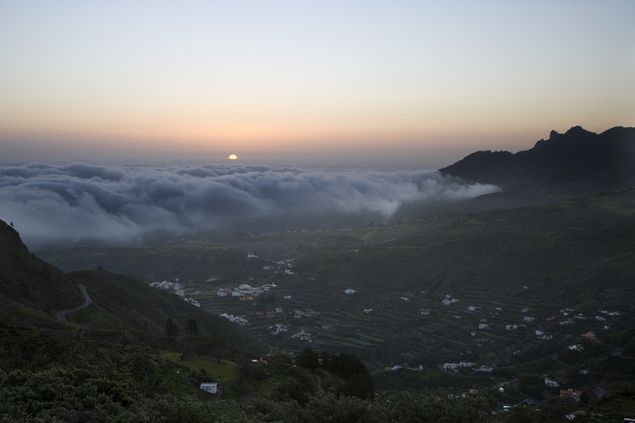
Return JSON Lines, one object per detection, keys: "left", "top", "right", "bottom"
{"left": 473, "top": 365, "right": 494, "bottom": 373}
{"left": 249, "top": 254, "right": 295, "bottom": 275}
{"left": 535, "top": 329, "right": 553, "bottom": 340}
{"left": 544, "top": 377, "right": 560, "bottom": 388}
{"left": 215, "top": 282, "right": 278, "bottom": 300}
{"left": 268, "top": 323, "right": 289, "bottom": 336}
{"left": 442, "top": 361, "right": 476, "bottom": 373}
{"left": 385, "top": 364, "right": 403, "bottom": 371}
{"left": 150, "top": 279, "right": 185, "bottom": 296}
{"left": 568, "top": 344, "right": 584, "bottom": 352}
{"left": 231, "top": 283, "right": 277, "bottom": 298}
{"left": 219, "top": 313, "right": 249, "bottom": 326}
{"left": 273, "top": 259, "right": 295, "bottom": 275}
{"left": 560, "top": 388, "right": 585, "bottom": 402}
{"left": 253, "top": 307, "right": 284, "bottom": 319}
{"left": 556, "top": 307, "right": 621, "bottom": 332}
{"left": 149, "top": 279, "right": 200, "bottom": 307}
{"left": 598, "top": 309, "right": 621, "bottom": 317}
{"left": 185, "top": 297, "right": 201, "bottom": 307}
{"left": 478, "top": 320, "right": 490, "bottom": 330}
{"left": 293, "top": 308, "right": 321, "bottom": 319}
{"left": 441, "top": 294, "right": 459, "bottom": 306}
{"left": 384, "top": 364, "right": 424, "bottom": 372}
{"left": 441, "top": 361, "right": 495, "bottom": 375}
{"left": 251, "top": 356, "right": 270, "bottom": 365}
{"left": 560, "top": 386, "right": 608, "bottom": 419}
{"left": 290, "top": 329, "right": 312, "bottom": 342}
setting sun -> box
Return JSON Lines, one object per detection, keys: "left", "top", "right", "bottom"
{"left": 228, "top": 153, "right": 238, "bottom": 160}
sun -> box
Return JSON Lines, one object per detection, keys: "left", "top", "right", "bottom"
{"left": 228, "top": 153, "right": 238, "bottom": 160}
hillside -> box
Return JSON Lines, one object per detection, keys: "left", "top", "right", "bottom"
{"left": 0, "top": 218, "right": 259, "bottom": 353}
{"left": 440, "top": 126, "right": 635, "bottom": 188}
{"left": 0, "top": 219, "right": 82, "bottom": 324}
{"left": 70, "top": 268, "right": 259, "bottom": 352}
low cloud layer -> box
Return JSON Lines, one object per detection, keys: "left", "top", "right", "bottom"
{"left": 0, "top": 163, "right": 499, "bottom": 247}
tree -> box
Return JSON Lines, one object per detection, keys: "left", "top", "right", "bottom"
{"left": 296, "top": 349, "right": 319, "bottom": 371}
{"left": 239, "top": 362, "right": 266, "bottom": 381}
{"left": 164, "top": 317, "right": 179, "bottom": 339}
{"left": 185, "top": 318, "right": 198, "bottom": 338}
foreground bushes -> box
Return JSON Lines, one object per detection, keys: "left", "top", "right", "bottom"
{"left": 0, "top": 367, "right": 496, "bottom": 423}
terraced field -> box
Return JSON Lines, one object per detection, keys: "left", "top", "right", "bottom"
{"left": 41, "top": 189, "right": 635, "bottom": 391}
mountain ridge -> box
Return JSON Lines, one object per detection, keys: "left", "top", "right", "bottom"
{"left": 440, "top": 125, "right": 635, "bottom": 188}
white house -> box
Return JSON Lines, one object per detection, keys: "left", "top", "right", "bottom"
{"left": 200, "top": 382, "right": 218, "bottom": 394}
{"left": 544, "top": 377, "right": 560, "bottom": 388}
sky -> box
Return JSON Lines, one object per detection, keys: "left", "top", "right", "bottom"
{"left": 1, "top": 0, "right": 634, "bottom": 168}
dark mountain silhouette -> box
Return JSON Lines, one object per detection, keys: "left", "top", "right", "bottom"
{"left": 0, "top": 219, "right": 82, "bottom": 316}
{"left": 440, "top": 126, "right": 635, "bottom": 188}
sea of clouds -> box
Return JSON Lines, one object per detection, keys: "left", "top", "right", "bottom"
{"left": 0, "top": 163, "right": 499, "bottom": 246}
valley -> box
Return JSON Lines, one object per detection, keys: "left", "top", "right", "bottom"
{"left": 41, "top": 189, "right": 635, "bottom": 405}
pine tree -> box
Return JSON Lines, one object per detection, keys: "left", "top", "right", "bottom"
{"left": 185, "top": 318, "right": 198, "bottom": 338}
{"left": 165, "top": 317, "right": 179, "bottom": 339}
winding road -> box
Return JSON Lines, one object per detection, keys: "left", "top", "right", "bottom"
{"left": 55, "top": 284, "right": 92, "bottom": 322}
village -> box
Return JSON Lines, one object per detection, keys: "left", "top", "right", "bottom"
{"left": 145, "top": 245, "right": 632, "bottom": 422}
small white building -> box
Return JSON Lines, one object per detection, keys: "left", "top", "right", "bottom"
{"left": 200, "top": 382, "right": 218, "bottom": 394}
{"left": 544, "top": 377, "right": 560, "bottom": 388}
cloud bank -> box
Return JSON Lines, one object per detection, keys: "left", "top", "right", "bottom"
{"left": 0, "top": 163, "right": 499, "bottom": 247}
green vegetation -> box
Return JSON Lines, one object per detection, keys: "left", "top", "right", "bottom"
{"left": 165, "top": 317, "right": 179, "bottom": 339}
{"left": 0, "top": 323, "right": 518, "bottom": 422}
{"left": 160, "top": 351, "right": 239, "bottom": 383}
{"left": 185, "top": 318, "right": 199, "bottom": 338}
{"left": 3, "top": 190, "right": 635, "bottom": 420}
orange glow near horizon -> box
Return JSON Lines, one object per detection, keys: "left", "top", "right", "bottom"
{"left": 1, "top": 2, "right": 633, "bottom": 163}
